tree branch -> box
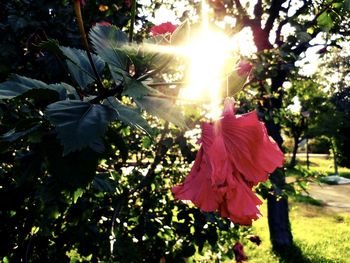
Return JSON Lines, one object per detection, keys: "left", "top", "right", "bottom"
{"left": 264, "top": 0, "right": 286, "bottom": 35}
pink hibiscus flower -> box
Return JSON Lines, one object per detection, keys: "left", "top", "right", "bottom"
{"left": 172, "top": 98, "right": 284, "bottom": 225}
{"left": 150, "top": 22, "right": 177, "bottom": 36}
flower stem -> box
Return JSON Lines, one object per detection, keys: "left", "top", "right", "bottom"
{"left": 74, "top": 0, "right": 106, "bottom": 94}
{"left": 128, "top": 0, "right": 137, "bottom": 43}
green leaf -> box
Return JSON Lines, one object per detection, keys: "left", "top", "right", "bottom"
{"left": 58, "top": 83, "right": 80, "bottom": 99}
{"left": 45, "top": 100, "right": 117, "bottom": 155}
{"left": 89, "top": 25, "right": 129, "bottom": 71}
{"left": 0, "top": 75, "right": 66, "bottom": 100}
{"left": 105, "top": 97, "right": 153, "bottom": 135}
{"left": 93, "top": 173, "right": 117, "bottom": 193}
{"left": 296, "top": 31, "right": 312, "bottom": 43}
{"left": 122, "top": 76, "right": 152, "bottom": 98}
{"left": 60, "top": 46, "right": 105, "bottom": 90}
{"left": 135, "top": 96, "right": 187, "bottom": 129}
{"left": 38, "top": 39, "right": 62, "bottom": 55}
{"left": 73, "top": 188, "right": 84, "bottom": 204}
{"left": 0, "top": 125, "right": 40, "bottom": 142}
{"left": 317, "top": 12, "right": 334, "bottom": 31}
{"left": 225, "top": 71, "right": 248, "bottom": 96}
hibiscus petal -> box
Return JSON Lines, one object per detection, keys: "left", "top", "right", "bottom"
{"left": 221, "top": 110, "right": 284, "bottom": 185}
{"left": 172, "top": 148, "right": 222, "bottom": 211}
{"left": 219, "top": 172, "right": 262, "bottom": 225}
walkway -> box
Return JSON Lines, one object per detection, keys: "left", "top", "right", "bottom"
{"left": 309, "top": 182, "right": 350, "bottom": 213}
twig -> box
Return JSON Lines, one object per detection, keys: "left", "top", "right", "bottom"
{"left": 128, "top": 0, "right": 137, "bottom": 43}
{"left": 74, "top": 1, "right": 106, "bottom": 95}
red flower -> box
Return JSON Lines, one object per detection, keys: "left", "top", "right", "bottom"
{"left": 150, "top": 22, "right": 177, "bottom": 36}
{"left": 237, "top": 60, "right": 253, "bottom": 76}
{"left": 172, "top": 98, "right": 284, "bottom": 225}
{"left": 78, "top": 0, "right": 86, "bottom": 7}
{"left": 94, "top": 21, "right": 111, "bottom": 26}
{"left": 124, "top": 0, "right": 132, "bottom": 8}
{"left": 233, "top": 242, "right": 248, "bottom": 262}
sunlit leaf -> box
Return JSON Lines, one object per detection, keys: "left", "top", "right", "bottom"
{"left": 317, "top": 12, "right": 334, "bottom": 31}
{"left": 89, "top": 25, "right": 129, "bottom": 71}
{"left": 171, "top": 20, "right": 190, "bottom": 45}
{"left": 122, "top": 76, "right": 152, "bottom": 98}
{"left": 105, "top": 96, "right": 153, "bottom": 135}
{"left": 135, "top": 96, "right": 187, "bottom": 129}
{"left": 225, "top": 71, "right": 248, "bottom": 96}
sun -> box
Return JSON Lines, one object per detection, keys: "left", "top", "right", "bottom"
{"left": 178, "top": 1, "right": 239, "bottom": 118}
{"left": 143, "top": 0, "right": 255, "bottom": 118}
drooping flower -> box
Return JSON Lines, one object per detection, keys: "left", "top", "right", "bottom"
{"left": 150, "top": 22, "right": 177, "bottom": 36}
{"left": 233, "top": 242, "right": 248, "bottom": 263}
{"left": 172, "top": 98, "right": 284, "bottom": 225}
{"left": 237, "top": 60, "right": 253, "bottom": 76}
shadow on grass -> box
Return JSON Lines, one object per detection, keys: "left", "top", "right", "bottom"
{"left": 274, "top": 242, "right": 339, "bottom": 263}
{"left": 291, "top": 194, "right": 324, "bottom": 206}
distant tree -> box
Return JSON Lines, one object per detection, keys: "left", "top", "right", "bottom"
{"left": 319, "top": 49, "right": 350, "bottom": 168}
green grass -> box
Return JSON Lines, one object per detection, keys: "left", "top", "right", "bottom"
{"left": 291, "top": 155, "right": 350, "bottom": 179}
{"left": 223, "top": 155, "right": 350, "bottom": 262}
{"left": 243, "top": 202, "right": 350, "bottom": 263}
{"left": 240, "top": 155, "right": 350, "bottom": 262}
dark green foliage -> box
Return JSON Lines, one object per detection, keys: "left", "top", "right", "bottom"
{"left": 0, "top": 3, "right": 242, "bottom": 262}
{"left": 60, "top": 46, "right": 105, "bottom": 89}
{"left": 45, "top": 100, "right": 117, "bottom": 154}
{"left": 332, "top": 88, "right": 350, "bottom": 167}
{"left": 0, "top": 75, "right": 67, "bottom": 100}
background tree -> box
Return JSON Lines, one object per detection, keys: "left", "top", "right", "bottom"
{"left": 208, "top": 0, "right": 350, "bottom": 253}
{"left": 319, "top": 48, "right": 350, "bottom": 168}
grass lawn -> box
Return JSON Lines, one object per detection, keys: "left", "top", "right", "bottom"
{"left": 243, "top": 201, "right": 350, "bottom": 263}
{"left": 287, "top": 154, "right": 350, "bottom": 179}
{"left": 241, "top": 155, "right": 350, "bottom": 263}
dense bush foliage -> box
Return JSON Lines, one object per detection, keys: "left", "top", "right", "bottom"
{"left": 0, "top": 2, "right": 249, "bottom": 262}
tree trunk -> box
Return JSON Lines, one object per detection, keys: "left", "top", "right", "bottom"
{"left": 330, "top": 138, "right": 339, "bottom": 175}
{"left": 267, "top": 170, "right": 293, "bottom": 251}
{"left": 290, "top": 136, "right": 299, "bottom": 168}
{"left": 265, "top": 120, "right": 293, "bottom": 252}
{"left": 262, "top": 69, "right": 293, "bottom": 252}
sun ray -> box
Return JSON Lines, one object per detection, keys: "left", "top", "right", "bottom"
{"left": 139, "top": 0, "right": 246, "bottom": 118}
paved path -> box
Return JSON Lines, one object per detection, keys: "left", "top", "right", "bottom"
{"left": 308, "top": 183, "right": 350, "bottom": 213}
